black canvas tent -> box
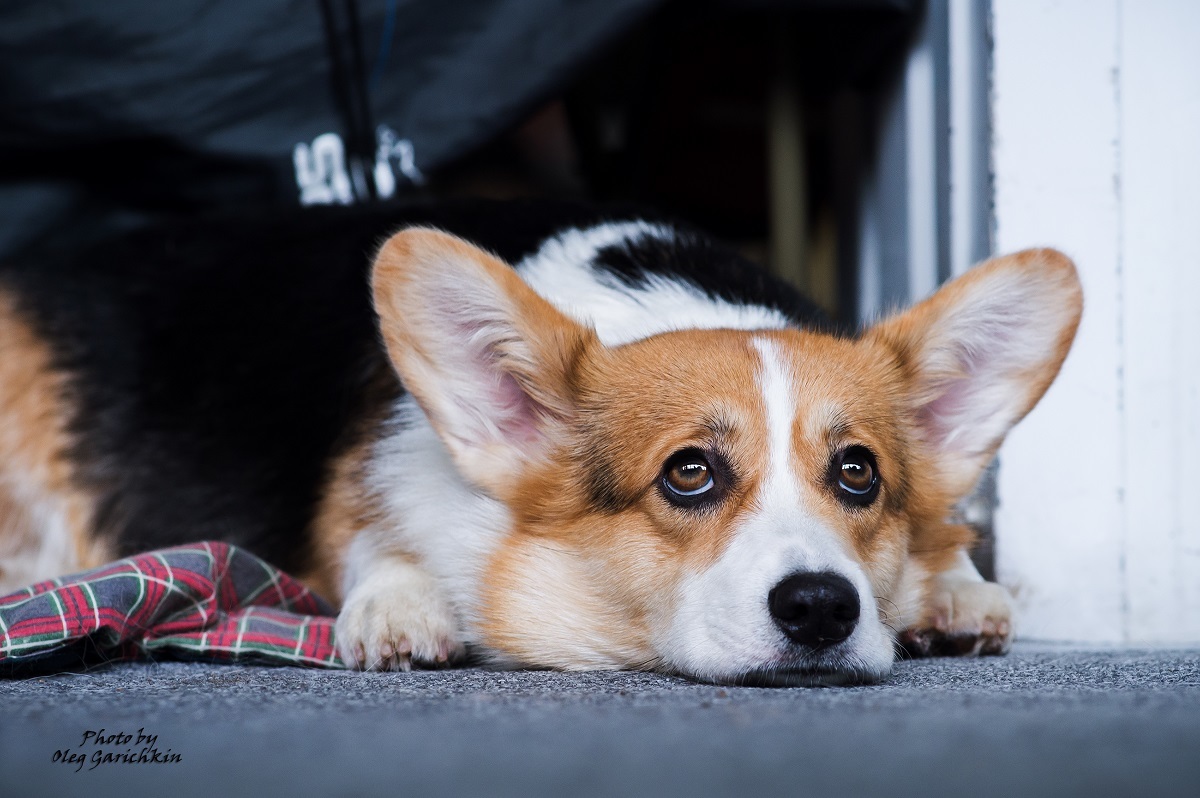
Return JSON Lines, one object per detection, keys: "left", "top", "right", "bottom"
{"left": 0, "top": 0, "right": 658, "bottom": 261}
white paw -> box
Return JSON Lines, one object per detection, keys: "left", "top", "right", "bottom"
{"left": 900, "top": 578, "right": 1015, "bottom": 658}
{"left": 335, "top": 565, "right": 465, "bottom": 671}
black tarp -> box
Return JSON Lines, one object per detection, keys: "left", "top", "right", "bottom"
{"left": 0, "top": 0, "right": 658, "bottom": 260}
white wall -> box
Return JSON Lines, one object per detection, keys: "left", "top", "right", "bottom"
{"left": 991, "top": 0, "right": 1200, "bottom": 643}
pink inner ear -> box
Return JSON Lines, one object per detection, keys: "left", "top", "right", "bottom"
{"left": 906, "top": 263, "right": 1077, "bottom": 470}
{"left": 917, "top": 323, "right": 1009, "bottom": 455}
{"left": 920, "top": 378, "right": 974, "bottom": 451}
{"left": 449, "top": 310, "right": 548, "bottom": 451}
{"left": 490, "top": 370, "right": 545, "bottom": 447}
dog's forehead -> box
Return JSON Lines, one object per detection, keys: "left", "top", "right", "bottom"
{"left": 586, "top": 327, "right": 891, "bottom": 424}
{"left": 591, "top": 328, "right": 759, "bottom": 402}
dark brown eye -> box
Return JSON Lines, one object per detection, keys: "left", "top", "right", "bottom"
{"left": 834, "top": 446, "right": 879, "bottom": 506}
{"left": 661, "top": 449, "right": 716, "bottom": 505}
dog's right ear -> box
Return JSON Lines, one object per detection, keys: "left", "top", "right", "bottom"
{"left": 371, "top": 228, "right": 596, "bottom": 498}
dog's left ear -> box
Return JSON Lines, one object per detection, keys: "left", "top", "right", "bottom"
{"left": 371, "top": 227, "right": 597, "bottom": 498}
{"left": 868, "top": 248, "right": 1083, "bottom": 498}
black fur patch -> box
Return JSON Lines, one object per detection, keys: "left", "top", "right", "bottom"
{"left": 591, "top": 228, "right": 835, "bottom": 333}
{"left": 583, "top": 454, "right": 633, "bottom": 515}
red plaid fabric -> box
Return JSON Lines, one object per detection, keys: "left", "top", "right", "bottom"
{"left": 0, "top": 542, "right": 344, "bottom": 675}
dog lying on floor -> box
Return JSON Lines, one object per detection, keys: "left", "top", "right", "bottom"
{"left": 0, "top": 200, "right": 1081, "bottom": 685}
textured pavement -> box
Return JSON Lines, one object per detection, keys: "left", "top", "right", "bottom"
{"left": 3, "top": 644, "right": 1199, "bottom": 797}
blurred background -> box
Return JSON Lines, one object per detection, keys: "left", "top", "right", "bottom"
{"left": 2, "top": 0, "right": 1197, "bottom": 645}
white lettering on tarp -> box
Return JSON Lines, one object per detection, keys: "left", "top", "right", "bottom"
{"left": 374, "top": 125, "right": 425, "bottom": 198}
{"left": 294, "top": 127, "right": 424, "bottom": 205}
{"left": 294, "top": 132, "right": 354, "bottom": 206}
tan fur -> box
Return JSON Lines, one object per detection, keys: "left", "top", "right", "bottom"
{"left": 0, "top": 286, "right": 108, "bottom": 591}
{"left": 475, "top": 323, "right": 973, "bottom": 667}
{"left": 302, "top": 432, "right": 383, "bottom": 604}
{"left": 478, "top": 330, "right": 771, "bottom": 667}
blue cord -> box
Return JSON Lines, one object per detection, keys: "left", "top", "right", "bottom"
{"left": 369, "top": 0, "right": 399, "bottom": 92}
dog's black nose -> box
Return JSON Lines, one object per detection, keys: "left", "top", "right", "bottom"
{"left": 768, "top": 572, "right": 860, "bottom": 647}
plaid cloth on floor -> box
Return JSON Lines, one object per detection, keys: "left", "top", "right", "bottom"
{"left": 0, "top": 542, "right": 343, "bottom": 676}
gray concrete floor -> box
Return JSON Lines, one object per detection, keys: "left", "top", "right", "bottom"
{"left": 3, "top": 644, "right": 1199, "bottom": 798}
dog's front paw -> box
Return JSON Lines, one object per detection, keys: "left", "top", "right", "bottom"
{"left": 899, "top": 578, "right": 1014, "bottom": 658}
{"left": 335, "top": 565, "right": 465, "bottom": 671}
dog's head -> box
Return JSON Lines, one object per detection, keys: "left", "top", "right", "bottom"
{"left": 372, "top": 228, "right": 1082, "bottom": 684}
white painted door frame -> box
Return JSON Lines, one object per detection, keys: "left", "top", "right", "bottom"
{"left": 991, "top": 0, "right": 1200, "bottom": 644}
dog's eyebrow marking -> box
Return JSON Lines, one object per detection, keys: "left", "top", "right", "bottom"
{"left": 582, "top": 446, "right": 629, "bottom": 514}
{"left": 700, "top": 413, "right": 737, "bottom": 445}
{"left": 751, "top": 337, "right": 799, "bottom": 502}
{"left": 825, "top": 410, "right": 852, "bottom": 441}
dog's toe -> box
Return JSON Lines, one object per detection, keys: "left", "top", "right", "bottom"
{"left": 900, "top": 579, "right": 1014, "bottom": 659}
{"left": 335, "top": 565, "right": 464, "bottom": 671}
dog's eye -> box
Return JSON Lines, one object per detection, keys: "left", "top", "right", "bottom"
{"left": 661, "top": 450, "right": 716, "bottom": 503}
{"left": 834, "top": 446, "right": 879, "bottom": 506}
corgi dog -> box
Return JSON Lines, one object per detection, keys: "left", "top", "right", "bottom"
{"left": 0, "top": 201, "right": 1082, "bottom": 685}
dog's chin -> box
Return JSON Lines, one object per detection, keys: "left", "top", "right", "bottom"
{"left": 693, "top": 655, "right": 891, "bottom": 688}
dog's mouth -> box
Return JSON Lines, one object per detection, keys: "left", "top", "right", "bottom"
{"left": 702, "top": 655, "right": 889, "bottom": 688}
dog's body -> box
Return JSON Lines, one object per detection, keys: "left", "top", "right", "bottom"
{"left": 0, "top": 200, "right": 1082, "bottom": 684}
